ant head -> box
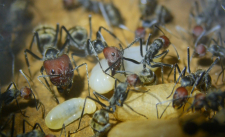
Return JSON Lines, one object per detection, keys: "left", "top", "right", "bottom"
{"left": 103, "top": 47, "right": 122, "bottom": 75}
{"left": 192, "top": 25, "right": 204, "bottom": 38}
{"left": 194, "top": 44, "right": 206, "bottom": 57}
{"left": 193, "top": 93, "right": 206, "bottom": 111}
{"left": 135, "top": 27, "right": 146, "bottom": 41}
{"left": 126, "top": 74, "right": 142, "bottom": 87}
{"left": 172, "top": 87, "right": 188, "bottom": 108}
{"left": 159, "top": 35, "right": 171, "bottom": 49}
{"left": 20, "top": 86, "right": 32, "bottom": 99}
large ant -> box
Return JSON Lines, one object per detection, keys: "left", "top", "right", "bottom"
{"left": 69, "top": 77, "right": 148, "bottom": 135}
{"left": 102, "top": 28, "right": 179, "bottom": 83}
{"left": 1, "top": 70, "right": 44, "bottom": 117}
{"left": 60, "top": 15, "right": 124, "bottom": 57}
{"left": 167, "top": 47, "right": 219, "bottom": 98}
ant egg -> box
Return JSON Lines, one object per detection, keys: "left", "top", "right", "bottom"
{"left": 90, "top": 46, "right": 161, "bottom": 94}
{"left": 45, "top": 98, "right": 96, "bottom": 129}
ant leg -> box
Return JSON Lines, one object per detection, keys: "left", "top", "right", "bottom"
{"left": 38, "top": 67, "right": 59, "bottom": 104}
{"left": 0, "top": 113, "right": 15, "bottom": 137}
{"left": 36, "top": 101, "right": 45, "bottom": 119}
{"left": 59, "top": 38, "right": 70, "bottom": 54}
{"left": 190, "top": 71, "right": 205, "bottom": 95}
{"left": 15, "top": 98, "right": 28, "bottom": 117}
{"left": 167, "top": 63, "right": 181, "bottom": 82}
{"left": 60, "top": 26, "right": 80, "bottom": 49}
{"left": 29, "top": 32, "right": 43, "bottom": 53}
{"left": 187, "top": 47, "right": 191, "bottom": 74}
{"left": 93, "top": 91, "right": 110, "bottom": 102}
{"left": 153, "top": 50, "right": 169, "bottom": 60}
{"left": 98, "top": 2, "right": 113, "bottom": 31}
{"left": 72, "top": 63, "right": 90, "bottom": 96}
{"left": 71, "top": 53, "right": 80, "bottom": 76}
{"left": 124, "top": 103, "right": 148, "bottom": 119}
{"left": 146, "top": 33, "right": 152, "bottom": 51}
{"left": 53, "top": 23, "right": 59, "bottom": 47}
{"left": 156, "top": 100, "right": 172, "bottom": 119}
{"left": 33, "top": 123, "right": 44, "bottom": 133}
{"left": 98, "top": 26, "right": 125, "bottom": 47}
{"left": 216, "top": 58, "right": 224, "bottom": 83}
{"left": 19, "top": 69, "right": 39, "bottom": 111}
{"left": 167, "top": 67, "right": 187, "bottom": 99}
{"left": 24, "top": 49, "right": 42, "bottom": 78}
{"left": 88, "top": 15, "right": 92, "bottom": 40}
{"left": 59, "top": 124, "right": 66, "bottom": 137}
{"left": 70, "top": 96, "right": 109, "bottom": 135}
{"left": 124, "top": 37, "right": 141, "bottom": 50}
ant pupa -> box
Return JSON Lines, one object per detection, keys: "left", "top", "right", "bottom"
{"left": 1, "top": 70, "right": 44, "bottom": 117}
{"left": 167, "top": 47, "right": 219, "bottom": 98}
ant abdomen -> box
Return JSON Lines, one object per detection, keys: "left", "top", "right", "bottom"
{"left": 172, "top": 87, "right": 188, "bottom": 108}
{"left": 20, "top": 86, "right": 32, "bottom": 99}
{"left": 43, "top": 54, "right": 74, "bottom": 87}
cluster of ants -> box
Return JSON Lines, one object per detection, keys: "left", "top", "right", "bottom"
{"left": 1, "top": 0, "right": 225, "bottom": 137}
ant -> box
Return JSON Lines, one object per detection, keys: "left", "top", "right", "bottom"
{"left": 103, "top": 28, "right": 179, "bottom": 83}
{"left": 17, "top": 119, "right": 56, "bottom": 137}
{"left": 70, "top": 77, "right": 148, "bottom": 135}
{"left": 139, "top": 0, "right": 158, "bottom": 19}
{"left": 0, "top": 113, "right": 15, "bottom": 137}
{"left": 60, "top": 15, "right": 124, "bottom": 57}
{"left": 167, "top": 47, "right": 219, "bottom": 98}
{"left": 1, "top": 70, "right": 44, "bottom": 117}
{"left": 156, "top": 86, "right": 189, "bottom": 119}
{"left": 69, "top": 109, "right": 112, "bottom": 137}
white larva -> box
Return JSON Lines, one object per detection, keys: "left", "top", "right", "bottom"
{"left": 45, "top": 98, "right": 96, "bottom": 129}
{"left": 90, "top": 46, "right": 161, "bottom": 94}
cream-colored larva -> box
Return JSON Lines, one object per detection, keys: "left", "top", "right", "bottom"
{"left": 90, "top": 46, "right": 161, "bottom": 94}
{"left": 45, "top": 98, "right": 96, "bottom": 129}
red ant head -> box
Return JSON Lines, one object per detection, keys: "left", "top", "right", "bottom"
{"left": 127, "top": 74, "right": 142, "bottom": 87}
{"left": 192, "top": 25, "right": 204, "bottom": 38}
{"left": 172, "top": 87, "right": 188, "bottom": 108}
{"left": 194, "top": 44, "right": 206, "bottom": 57}
{"left": 103, "top": 47, "right": 123, "bottom": 76}
{"left": 159, "top": 35, "right": 171, "bottom": 49}
{"left": 20, "top": 86, "right": 32, "bottom": 99}
{"left": 44, "top": 54, "right": 74, "bottom": 87}
{"left": 193, "top": 93, "right": 206, "bottom": 111}
{"left": 135, "top": 27, "right": 146, "bottom": 40}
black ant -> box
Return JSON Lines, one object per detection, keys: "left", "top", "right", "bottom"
{"left": 103, "top": 28, "right": 179, "bottom": 83}
{"left": 69, "top": 77, "right": 148, "bottom": 135}
{"left": 139, "top": 0, "right": 158, "bottom": 19}
{"left": 1, "top": 70, "right": 44, "bottom": 117}
{"left": 17, "top": 119, "right": 56, "bottom": 137}
{"left": 167, "top": 47, "right": 219, "bottom": 98}
{"left": 0, "top": 113, "right": 15, "bottom": 137}
{"left": 60, "top": 15, "right": 124, "bottom": 57}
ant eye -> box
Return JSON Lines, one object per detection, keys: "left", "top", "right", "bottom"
{"left": 111, "top": 52, "right": 115, "bottom": 56}
{"left": 51, "top": 69, "right": 55, "bottom": 74}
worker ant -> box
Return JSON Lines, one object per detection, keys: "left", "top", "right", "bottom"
{"left": 1, "top": 70, "right": 44, "bottom": 117}
{"left": 167, "top": 47, "right": 219, "bottom": 99}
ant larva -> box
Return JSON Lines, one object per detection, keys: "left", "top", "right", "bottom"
{"left": 1, "top": 70, "right": 44, "bottom": 117}
{"left": 167, "top": 47, "right": 219, "bottom": 99}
